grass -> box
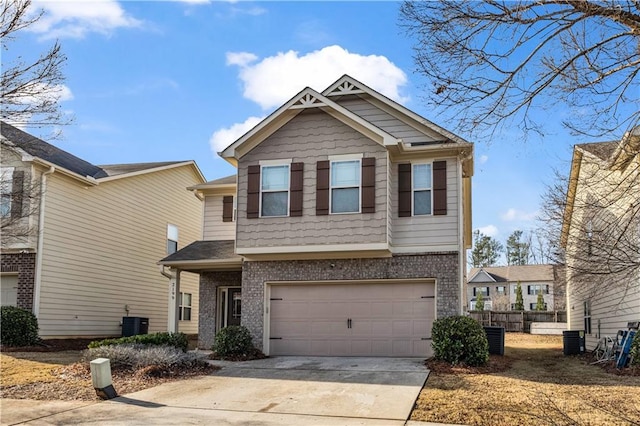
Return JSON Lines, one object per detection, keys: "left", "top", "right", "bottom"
{"left": 1, "top": 351, "right": 82, "bottom": 387}
{"left": 411, "top": 333, "right": 640, "bottom": 426}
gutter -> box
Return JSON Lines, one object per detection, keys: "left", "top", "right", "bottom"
{"left": 32, "top": 165, "right": 55, "bottom": 318}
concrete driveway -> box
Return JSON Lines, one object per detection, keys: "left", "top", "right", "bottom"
{"left": 3, "top": 357, "right": 429, "bottom": 425}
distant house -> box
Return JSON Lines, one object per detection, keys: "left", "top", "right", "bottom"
{"left": 561, "top": 129, "right": 640, "bottom": 350}
{"left": 467, "top": 265, "right": 562, "bottom": 311}
{"left": 0, "top": 122, "right": 204, "bottom": 338}
{"left": 160, "top": 75, "right": 475, "bottom": 357}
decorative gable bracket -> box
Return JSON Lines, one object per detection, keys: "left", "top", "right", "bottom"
{"left": 290, "top": 93, "right": 328, "bottom": 109}
{"left": 325, "top": 80, "right": 366, "bottom": 97}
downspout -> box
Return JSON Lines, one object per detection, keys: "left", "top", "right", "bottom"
{"left": 32, "top": 165, "right": 55, "bottom": 318}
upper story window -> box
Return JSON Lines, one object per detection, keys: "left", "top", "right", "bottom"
{"left": 496, "top": 286, "right": 506, "bottom": 295}
{"left": 261, "top": 164, "right": 290, "bottom": 217}
{"left": 473, "top": 286, "right": 489, "bottom": 297}
{"left": 330, "top": 159, "right": 361, "bottom": 214}
{"left": 527, "top": 284, "right": 549, "bottom": 295}
{"left": 167, "top": 224, "right": 178, "bottom": 254}
{"left": 0, "top": 167, "right": 14, "bottom": 218}
{"left": 412, "top": 163, "right": 432, "bottom": 215}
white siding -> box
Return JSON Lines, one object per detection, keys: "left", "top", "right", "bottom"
{"left": 203, "top": 194, "right": 235, "bottom": 241}
{"left": 37, "top": 165, "right": 202, "bottom": 337}
{"left": 391, "top": 157, "right": 460, "bottom": 251}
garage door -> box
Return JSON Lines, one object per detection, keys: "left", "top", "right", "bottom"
{"left": 268, "top": 281, "right": 435, "bottom": 357}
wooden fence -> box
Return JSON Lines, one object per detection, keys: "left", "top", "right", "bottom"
{"left": 469, "top": 311, "right": 567, "bottom": 332}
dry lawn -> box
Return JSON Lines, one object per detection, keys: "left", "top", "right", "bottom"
{"left": 412, "top": 333, "right": 640, "bottom": 426}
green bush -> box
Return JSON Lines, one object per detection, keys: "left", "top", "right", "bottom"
{"left": 212, "top": 325, "right": 255, "bottom": 357}
{"left": 630, "top": 332, "right": 640, "bottom": 367}
{"left": 88, "top": 332, "right": 188, "bottom": 352}
{"left": 0, "top": 306, "right": 39, "bottom": 347}
{"left": 431, "top": 315, "right": 489, "bottom": 366}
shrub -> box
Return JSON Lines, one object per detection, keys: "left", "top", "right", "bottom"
{"left": 212, "top": 325, "right": 255, "bottom": 357}
{"left": 0, "top": 306, "right": 39, "bottom": 346}
{"left": 85, "top": 344, "right": 208, "bottom": 371}
{"left": 431, "top": 315, "right": 489, "bottom": 366}
{"left": 630, "top": 332, "right": 640, "bottom": 367}
{"left": 88, "top": 332, "right": 188, "bottom": 352}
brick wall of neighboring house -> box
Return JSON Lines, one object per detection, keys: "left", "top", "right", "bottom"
{"left": 0, "top": 252, "right": 36, "bottom": 310}
{"left": 241, "top": 253, "right": 460, "bottom": 350}
{"left": 198, "top": 271, "right": 242, "bottom": 349}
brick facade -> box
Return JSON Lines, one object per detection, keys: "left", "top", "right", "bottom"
{"left": 0, "top": 252, "right": 36, "bottom": 311}
{"left": 240, "top": 253, "right": 460, "bottom": 350}
{"left": 198, "top": 271, "right": 241, "bottom": 349}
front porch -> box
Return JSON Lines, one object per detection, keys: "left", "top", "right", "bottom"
{"left": 159, "top": 240, "right": 242, "bottom": 349}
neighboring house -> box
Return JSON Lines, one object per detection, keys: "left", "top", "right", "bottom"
{"left": 561, "top": 129, "right": 640, "bottom": 350}
{"left": 0, "top": 122, "right": 204, "bottom": 338}
{"left": 160, "top": 75, "right": 474, "bottom": 357}
{"left": 467, "top": 265, "right": 559, "bottom": 311}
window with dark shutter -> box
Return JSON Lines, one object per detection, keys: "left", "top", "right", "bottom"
{"left": 398, "top": 163, "right": 411, "bottom": 217}
{"left": 316, "top": 160, "right": 329, "bottom": 215}
{"left": 361, "top": 157, "right": 375, "bottom": 213}
{"left": 433, "top": 160, "right": 447, "bottom": 215}
{"left": 222, "top": 195, "right": 234, "bottom": 222}
{"left": 290, "top": 162, "right": 304, "bottom": 216}
{"left": 246, "top": 165, "right": 260, "bottom": 219}
{"left": 10, "top": 170, "right": 24, "bottom": 219}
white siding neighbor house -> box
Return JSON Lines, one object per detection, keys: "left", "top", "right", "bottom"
{"left": 561, "top": 129, "right": 640, "bottom": 350}
{"left": 0, "top": 122, "right": 204, "bottom": 338}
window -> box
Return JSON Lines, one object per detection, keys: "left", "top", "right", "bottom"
{"left": 261, "top": 164, "right": 289, "bottom": 217}
{"left": 330, "top": 159, "right": 360, "bottom": 213}
{"left": 167, "top": 224, "right": 178, "bottom": 254}
{"left": 473, "top": 287, "right": 489, "bottom": 297}
{"left": 0, "top": 167, "right": 13, "bottom": 217}
{"left": 496, "top": 286, "right": 506, "bottom": 295}
{"left": 584, "top": 300, "right": 592, "bottom": 334}
{"left": 412, "top": 163, "right": 432, "bottom": 215}
{"left": 179, "top": 292, "right": 192, "bottom": 321}
{"left": 530, "top": 302, "right": 548, "bottom": 310}
{"left": 527, "top": 284, "right": 549, "bottom": 295}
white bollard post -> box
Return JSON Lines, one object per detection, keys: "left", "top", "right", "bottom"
{"left": 90, "top": 358, "right": 118, "bottom": 399}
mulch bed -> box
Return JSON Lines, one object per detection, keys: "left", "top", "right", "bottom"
{"left": 209, "top": 349, "right": 268, "bottom": 362}
{"left": 1, "top": 338, "right": 96, "bottom": 353}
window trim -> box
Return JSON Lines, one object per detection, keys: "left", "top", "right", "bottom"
{"left": 411, "top": 162, "right": 433, "bottom": 216}
{"left": 259, "top": 162, "right": 291, "bottom": 218}
{"left": 0, "top": 167, "right": 14, "bottom": 218}
{"left": 329, "top": 157, "right": 362, "bottom": 215}
{"left": 178, "top": 292, "right": 192, "bottom": 321}
{"left": 167, "top": 224, "right": 178, "bottom": 255}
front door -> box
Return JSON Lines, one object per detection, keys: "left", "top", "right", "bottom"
{"left": 218, "top": 287, "right": 242, "bottom": 329}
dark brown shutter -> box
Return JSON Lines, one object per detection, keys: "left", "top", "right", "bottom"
{"left": 10, "top": 170, "right": 24, "bottom": 219}
{"left": 398, "top": 163, "right": 411, "bottom": 217}
{"left": 247, "top": 165, "right": 260, "bottom": 219}
{"left": 316, "top": 160, "right": 329, "bottom": 215}
{"left": 433, "top": 160, "right": 447, "bottom": 215}
{"left": 290, "top": 162, "right": 304, "bottom": 217}
{"left": 361, "top": 157, "right": 375, "bottom": 213}
{"left": 222, "top": 195, "right": 234, "bottom": 222}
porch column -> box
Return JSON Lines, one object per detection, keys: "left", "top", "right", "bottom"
{"left": 167, "top": 268, "right": 181, "bottom": 333}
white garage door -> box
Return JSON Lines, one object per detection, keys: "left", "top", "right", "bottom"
{"left": 268, "top": 281, "right": 435, "bottom": 357}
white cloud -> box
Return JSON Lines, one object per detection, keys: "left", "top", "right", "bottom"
{"left": 209, "top": 116, "right": 265, "bottom": 154}
{"left": 500, "top": 208, "right": 538, "bottom": 222}
{"left": 477, "top": 225, "right": 499, "bottom": 237}
{"left": 226, "top": 45, "right": 408, "bottom": 110}
{"left": 479, "top": 154, "right": 489, "bottom": 164}
{"left": 29, "top": 0, "right": 141, "bottom": 39}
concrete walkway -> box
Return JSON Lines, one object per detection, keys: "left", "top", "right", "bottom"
{"left": 1, "top": 357, "right": 446, "bottom": 425}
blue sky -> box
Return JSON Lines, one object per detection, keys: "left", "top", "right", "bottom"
{"left": 8, "top": 0, "right": 602, "bottom": 252}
